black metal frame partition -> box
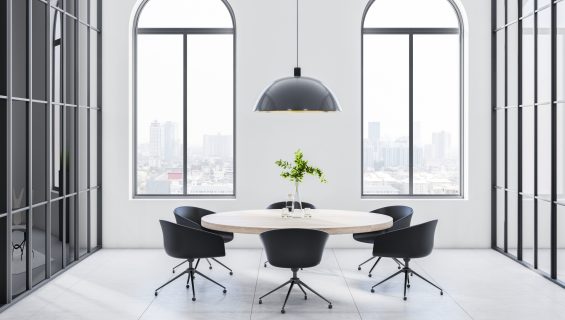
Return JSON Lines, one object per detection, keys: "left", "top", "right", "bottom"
{"left": 360, "top": 0, "right": 465, "bottom": 198}
{"left": 492, "top": 0, "right": 564, "bottom": 287}
{"left": 0, "top": 0, "right": 102, "bottom": 309}
{"left": 131, "top": 0, "right": 236, "bottom": 198}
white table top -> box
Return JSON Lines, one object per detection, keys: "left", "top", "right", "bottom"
{"left": 201, "top": 209, "right": 393, "bottom": 235}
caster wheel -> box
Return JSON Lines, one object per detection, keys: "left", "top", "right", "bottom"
{"left": 398, "top": 266, "right": 401, "bottom": 270}
{"left": 192, "top": 297, "right": 196, "bottom": 301}
{"left": 328, "top": 304, "right": 333, "bottom": 309}
{"left": 407, "top": 284, "right": 410, "bottom": 288}
{"left": 368, "top": 274, "right": 372, "bottom": 278}
{"left": 281, "top": 309, "right": 285, "bottom": 314}
{"left": 186, "top": 285, "right": 190, "bottom": 289}
{"left": 154, "top": 291, "right": 158, "bottom": 296}
{"left": 403, "top": 297, "right": 407, "bottom": 301}
{"left": 440, "top": 291, "right": 444, "bottom": 295}
{"left": 410, "top": 273, "right": 413, "bottom": 277}
{"left": 258, "top": 299, "right": 262, "bottom": 304}
{"left": 357, "top": 267, "right": 361, "bottom": 271}
{"left": 229, "top": 272, "right": 233, "bottom": 276}
{"left": 209, "top": 266, "right": 213, "bottom": 270}
{"left": 172, "top": 270, "right": 175, "bottom": 274}
{"left": 370, "top": 289, "right": 375, "bottom": 293}
{"left": 223, "top": 289, "right": 227, "bottom": 294}
{"left": 304, "top": 295, "right": 307, "bottom": 300}
{"left": 264, "top": 263, "right": 267, "bottom": 268}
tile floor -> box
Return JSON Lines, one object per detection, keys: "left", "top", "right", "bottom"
{"left": 1, "top": 249, "right": 564, "bottom": 320}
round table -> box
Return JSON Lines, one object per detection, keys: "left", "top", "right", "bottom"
{"left": 201, "top": 209, "right": 393, "bottom": 235}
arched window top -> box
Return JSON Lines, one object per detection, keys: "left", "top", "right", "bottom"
{"left": 363, "top": 0, "right": 459, "bottom": 29}
{"left": 137, "top": 0, "right": 234, "bottom": 29}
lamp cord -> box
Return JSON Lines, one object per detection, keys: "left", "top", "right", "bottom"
{"left": 296, "top": 0, "right": 299, "bottom": 67}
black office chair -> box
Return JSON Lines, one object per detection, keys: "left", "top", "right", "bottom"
{"left": 354, "top": 206, "right": 413, "bottom": 277}
{"left": 369, "top": 220, "right": 443, "bottom": 301}
{"left": 258, "top": 228, "right": 332, "bottom": 314}
{"left": 171, "top": 206, "right": 234, "bottom": 276}
{"left": 154, "top": 220, "right": 227, "bottom": 301}
{"left": 263, "top": 202, "right": 317, "bottom": 268}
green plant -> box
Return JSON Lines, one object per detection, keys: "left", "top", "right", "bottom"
{"left": 275, "top": 149, "right": 327, "bottom": 184}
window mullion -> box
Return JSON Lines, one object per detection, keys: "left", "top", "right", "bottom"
{"left": 182, "top": 34, "right": 187, "bottom": 195}
{"left": 408, "top": 34, "right": 414, "bottom": 195}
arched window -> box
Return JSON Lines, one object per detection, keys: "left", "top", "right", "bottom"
{"left": 362, "top": 0, "right": 463, "bottom": 197}
{"left": 133, "top": 0, "right": 235, "bottom": 196}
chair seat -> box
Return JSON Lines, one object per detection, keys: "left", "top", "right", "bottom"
{"left": 205, "top": 228, "right": 234, "bottom": 243}
{"left": 353, "top": 230, "right": 385, "bottom": 244}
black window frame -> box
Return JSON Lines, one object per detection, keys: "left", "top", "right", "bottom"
{"left": 132, "top": 0, "right": 237, "bottom": 199}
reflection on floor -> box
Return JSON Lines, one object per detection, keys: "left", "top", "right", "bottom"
{"left": 2, "top": 249, "right": 565, "bottom": 320}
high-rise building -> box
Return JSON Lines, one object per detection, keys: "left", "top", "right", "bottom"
{"left": 162, "top": 121, "right": 178, "bottom": 163}
{"left": 368, "top": 122, "right": 380, "bottom": 150}
{"left": 149, "top": 121, "right": 163, "bottom": 160}
{"left": 432, "top": 131, "right": 451, "bottom": 161}
{"left": 203, "top": 134, "right": 232, "bottom": 159}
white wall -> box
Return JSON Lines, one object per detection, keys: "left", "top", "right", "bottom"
{"left": 102, "top": 0, "right": 491, "bottom": 248}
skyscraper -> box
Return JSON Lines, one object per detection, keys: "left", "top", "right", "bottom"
{"left": 203, "top": 134, "right": 232, "bottom": 159}
{"left": 432, "top": 131, "right": 451, "bottom": 161}
{"left": 368, "top": 122, "right": 380, "bottom": 150}
{"left": 149, "top": 121, "right": 163, "bottom": 160}
{"left": 162, "top": 121, "right": 178, "bottom": 163}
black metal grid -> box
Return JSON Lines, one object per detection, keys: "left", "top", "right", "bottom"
{"left": 0, "top": 0, "right": 102, "bottom": 308}
{"left": 492, "top": 0, "right": 565, "bottom": 288}
{"left": 132, "top": 0, "right": 236, "bottom": 198}
{"left": 360, "top": 0, "right": 465, "bottom": 198}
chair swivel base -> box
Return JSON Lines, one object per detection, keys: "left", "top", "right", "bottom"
{"left": 370, "top": 258, "right": 443, "bottom": 301}
{"left": 155, "top": 259, "right": 227, "bottom": 301}
{"left": 173, "top": 258, "right": 233, "bottom": 275}
{"left": 258, "top": 268, "right": 332, "bottom": 314}
{"left": 358, "top": 256, "right": 405, "bottom": 277}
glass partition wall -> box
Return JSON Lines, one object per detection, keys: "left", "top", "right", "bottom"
{"left": 0, "top": 0, "right": 102, "bottom": 307}
{"left": 492, "top": 0, "right": 565, "bottom": 286}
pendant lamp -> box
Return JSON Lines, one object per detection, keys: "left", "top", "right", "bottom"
{"left": 253, "top": 0, "right": 342, "bottom": 112}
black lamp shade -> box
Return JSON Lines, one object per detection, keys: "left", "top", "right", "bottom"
{"left": 254, "top": 71, "right": 342, "bottom": 112}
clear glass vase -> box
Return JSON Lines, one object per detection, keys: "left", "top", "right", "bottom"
{"left": 292, "top": 181, "right": 304, "bottom": 218}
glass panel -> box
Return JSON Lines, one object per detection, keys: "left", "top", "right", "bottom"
{"left": 0, "top": 101, "right": 6, "bottom": 214}
{"left": 0, "top": 0, "right": 6, "bottom": 97}
{"left": 32, "top": 0, "right": 47, "bottom": 101}
{"left": 496, "top": 189, "right": 505, "bottom": 249}
{"left": 51, "top": 104, "right": 64, "bottom": 198}
{"left": 413, "top": 34, "right": 460, "bottom": 195}
{"left": 558, "top": 2, "right": 565, "bottom": 102}
{"left": 78, "top": 0, "right": 88, "bottom": 22}
{"left": 12, "top": 101, "right": 28, "bottom": 210}
{"left": 537, "top": 0, "right": 551, "bottom": 9}
{"left": 522, "top": 107, "right": 534, "bottom": 195}
{"left": 65, "top": 0, "right": 76, "bottom": 16}
{"left": 32, "top": 103, "right": 48, "bottom": 204}
{"left": 522, "top": 15, "right": 535, "bottom": 106}
{"left": 507, "top": 0, "right": 518, "bottom": 24}
{"left": 537, "top": 8, "right": 551, "bottom": 104}
{"left": 32, "top": 205, "right": 47, "bottom": 286}
{"left": 89, "top": 109, "right": 98, "bottom": 187}
{"left": 537, "top": 105, "right": 551, "bottom": 201}
{"left": 186, "top": 34, "right": 234, "bottom": 195}
{"left": 90, "top": 0, "right": 98, "bottom": 28}
{"left": 78, "top": 108, "right": 87, "bottom": 191}
{"left": 90, "top": 189, "right": 98, "bottom": 248}
{"left": 12, "top": 0, "right": 28, "bottom": 99}
{"left": 522, "top": 196, "right": 536, "bottom": 266}
{"left": 78, "top": 25, "right": 88, "bottom": 106}
{"left": 507, "top": 23, "right": 518, "bottom": 107}
{"left": 89, "top": 29, "right": 98, "bottom": 108}
{"left": 65, "top": 107, "right": 76, "bottom": 195}
{"left": 522, "top": 0, "right": 535, "bottom": 17}
{"left": 50, "top": 200, "right": 63, "bottom": 275}
{"left": 507, "top": 108, "right": 518, "bottom": 191}
{"left": 363, "top": 0, "right": 458, "bottom": 28}
{"left": 137, "top": 0, "right": 233, "bottom": 29}
{"left": 51, "top": 0, "right": 63, "bottom": 10}
{"left": 507, "top": 191, "right": 519, "bottom": 258}
{"left": 65, "top": 17, "right": 76, "bottom": 105}
{"left": 78, "top": 192, "right": 87, "bottom": 257}
{"left": 136, "top": 34, "right": 183, "bottom": 195}
{"left": 65, "top": 196, "right": 76, "bottom": 265}
{"left": 52, "top": 8, "right": 63, "bottom": 103}
{"left": 538, "top": 200, "right": 551, "bottom": 275}
{"left": 497, "top": 31, "right": 505, "bottom": 108}
{"left": 363, "top": 34, "right": 409, "bottom": 195}
{"left": 496, "top": 0, "right": 505, "bottom": 29}
{"left": 559, "top": 104, "right": 565, "bottom": 201}
{"left": 497, "top": 109, "right": 505, "bottom": 187}
{"left": 11, "top": 211, "right": 28, "bottom": 298}
{"left": 558, "top": 204, "right": 565, "bottom": 281}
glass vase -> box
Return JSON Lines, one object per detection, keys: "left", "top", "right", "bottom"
{"left": 292, "top": 181, "right": 304, "bottom": 218}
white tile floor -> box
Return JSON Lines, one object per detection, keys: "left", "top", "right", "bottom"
{"left": 1, "top": 249, "right": 564, "bottom": 320}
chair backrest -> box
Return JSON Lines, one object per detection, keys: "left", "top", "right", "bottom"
{"left": 260, "top": 228, "right": 328, "bottom": 269}
{"left": 173, "top": 206, "right": 214, "bottom": 229}
{"left": 372, "top": 205, "right": 413, "bottom": 231}
{"left": 266, "top": 201, "right": 316, "bottom": 210}
{"left": 159, "top": 220, "right": 225, "bottom": 259}
{"left": 372, "top": 220, "right": 438, "bottom": 259}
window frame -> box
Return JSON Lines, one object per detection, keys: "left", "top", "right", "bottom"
{"left": 360, "top": 0, "right": 465, "bottom": 198}
{"left": 132, "top": 0, "right": 236, "bottom": 198}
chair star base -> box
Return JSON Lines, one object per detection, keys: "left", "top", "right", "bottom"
{"left": 258, "top": 268, "right": 332, "bottom": 314}
{"left": 370, "top": 259, "right": 443, "bottom": 301}
{"left": 155, "top": 259, "right": 227, "bottom": 301}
